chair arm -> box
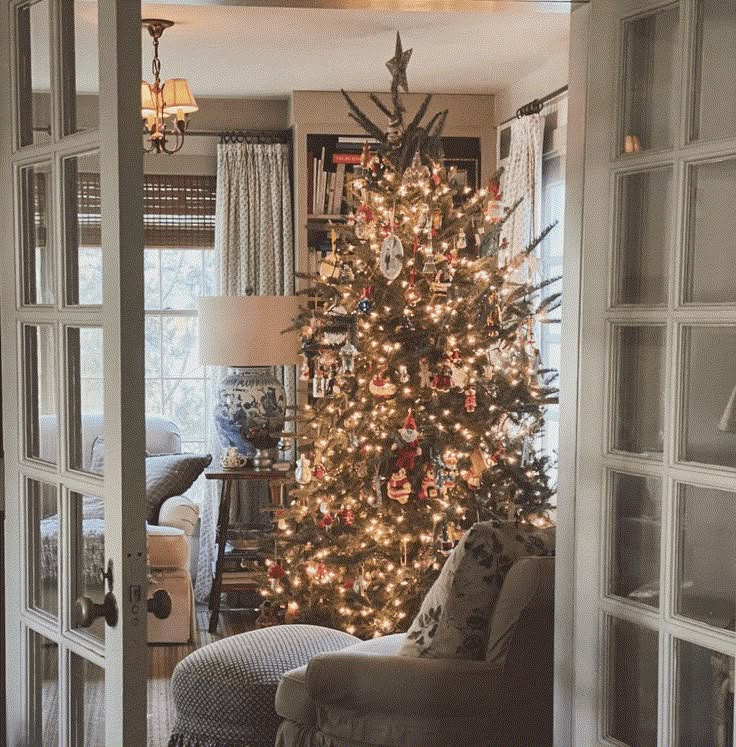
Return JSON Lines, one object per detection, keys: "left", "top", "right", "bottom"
{"left": 157, "top": 495, "right": 199, "bottom": 536}
{"left": 306, "top": 653, "right": 502, "bottom": 717}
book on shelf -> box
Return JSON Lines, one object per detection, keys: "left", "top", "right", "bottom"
{"left": 332, "top": 152, "right": 362, "bottom": 165}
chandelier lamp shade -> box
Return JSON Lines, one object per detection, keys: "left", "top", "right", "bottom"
{"left": 141, "top": 19, "right": 198, "bottom": 155}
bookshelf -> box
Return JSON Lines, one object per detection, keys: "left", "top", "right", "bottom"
{"left": 299, "top": 132, "right": 482, "bottom": 279}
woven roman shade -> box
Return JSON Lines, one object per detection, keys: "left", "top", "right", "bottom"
{"left": 76, "top": 173, "right": 216, "bottom": 248}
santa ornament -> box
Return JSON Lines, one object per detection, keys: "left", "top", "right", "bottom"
{"left": 419, "top": 357, "right": 432, "bottom": 389}
{"left": 295, "top": 455, "right": 312, "bottom": 485}
{"left": 394, "top": 410, "right": 422, "bottom": 470}
{"left": 387, "top": 468, "right": 411, "bottom": 504}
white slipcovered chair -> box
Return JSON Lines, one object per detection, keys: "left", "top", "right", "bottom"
{"left": 39, "top": 414, "right": 200, "bottom": 643}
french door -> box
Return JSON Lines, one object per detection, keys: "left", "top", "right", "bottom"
{"left": 574, "top": 0, "right": 736, "bottom": 744}
{"left": 0, "top": 1, "right": 147, "bottom": 744}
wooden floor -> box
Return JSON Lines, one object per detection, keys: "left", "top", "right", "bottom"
{"left": 147, "top": 604, "right": 255, "bottom": 747}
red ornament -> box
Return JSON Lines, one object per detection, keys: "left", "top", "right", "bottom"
{"left": 317, "top": 562, "right": 328, "bottom": 579}
{"left": 319, "top": 513, "right": 334, "bottom": 529}
{"left": 336, "top": 507, "right": 355, "bottom": 526}
{"left": 343, "top": 578, "right": 355, "bottom": 591}
{"left": 268, "top": 563, "right": 285, "bottom": 580}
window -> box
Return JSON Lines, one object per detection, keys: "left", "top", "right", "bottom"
{"left": 75, "top": 174, "right": 217, "bottom": 492}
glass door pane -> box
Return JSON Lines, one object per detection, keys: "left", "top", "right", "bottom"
{"left": 69, "top": 654, "right": 105, "bottom": 746}
{"left": 676, "top": 483, "right": 736, "bottom": 630}
{"left": 675, "top": 639, "right": 734, "bottom": 745}
{"left": 70, "top": 492, "right": 105, "bottom": 642}
{"left": 684, "top": 157, "right": 736, "bottom": 304}
{"left": 613, "top": 167, "right": 673, "bottom": 306}
{"left": 18, "top": 161, "right": 54, "bottom": 306}
{"left": 27, "top": 478, "right": 59, "bottom": 618}
{"left": 66, "top": 326, "right": 104, "bottom": 473}
{"left": 608, "top": 471, "right": 661, "bottom": 607}
{"left": 681, "top": 325, "right": 736, "bottom": 468}
{"left": 22, "top": 323, "right": 57, "bottom": 463}
{"left": 612, "top": 325, "right": 666, "bottom": 457}
{"left": 690, "top": 0, "right": 736, "bottom": 143}
{"left": 63, "top": 152, "right": 102, "bottom": 306}
{"left": 61, "top": 1, "right": 99, "bottom": 135}
{"left": 605, "top": 616, "right": 659, "bottom": 746}
{"left": 27, "top": 630, "right": 59, "bottom": 746}
{"left": 15, "top": 0, "right": 52, "bottom": 146}
{"left": 621, "top": 5, "right": 679, "bottom": 154}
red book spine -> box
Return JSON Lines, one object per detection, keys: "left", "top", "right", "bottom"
{"left": 332, "top": 153, "right": 362, "bottom": 165}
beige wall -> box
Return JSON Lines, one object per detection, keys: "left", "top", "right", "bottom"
{"left": 291, "top": 90, "right": 495, "bottom": 183}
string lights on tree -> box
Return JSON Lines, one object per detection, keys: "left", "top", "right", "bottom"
{"left": 265, "top": 34, "right": 559, "bottom": 637}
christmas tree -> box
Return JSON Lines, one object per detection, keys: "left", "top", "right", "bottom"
{"left": 267, "top": 34, "right": 558, "bottom": 637}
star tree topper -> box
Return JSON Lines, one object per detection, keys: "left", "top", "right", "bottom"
{"left": 385, "top": 32, "right": 412, "bottom": 95}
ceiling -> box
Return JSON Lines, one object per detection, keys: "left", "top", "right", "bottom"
{"left": 61, "top": 3, "right": 570, "bottom": 97}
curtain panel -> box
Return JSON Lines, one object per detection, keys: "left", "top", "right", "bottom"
{"left": 195, "top": 141, "right": 295, "bottom": 603}
{"left": 500, "top": 113, "right": 545, "bottom": 262}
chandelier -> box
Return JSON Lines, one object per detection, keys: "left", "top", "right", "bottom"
{"left": 141, "top": 19, "right": 198, "bottom": 155}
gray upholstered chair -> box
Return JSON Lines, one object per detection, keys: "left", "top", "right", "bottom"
{"left": 274, "top": 555, "right": 555, "bottom": 747}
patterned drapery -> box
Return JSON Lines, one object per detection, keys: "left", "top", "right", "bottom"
{"left": 195, "top": 142, "right": 294, "bottom": 603}
{"left": 500, "top": 113, "right": 545, "bottom": 263}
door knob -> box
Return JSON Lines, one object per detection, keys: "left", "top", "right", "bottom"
{"left": 76, "top": 592, "right": 118, "bottom": 628}
{"left": 147, "top": 589, "right": 172, "bottom": 620}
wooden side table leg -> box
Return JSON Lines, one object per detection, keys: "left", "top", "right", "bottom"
{"left": 209, "top": 479, "right": 233, "bottom": 634}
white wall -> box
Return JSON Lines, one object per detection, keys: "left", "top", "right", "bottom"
{"left": 493, "top": 44, "right": 569, "bottom": 128}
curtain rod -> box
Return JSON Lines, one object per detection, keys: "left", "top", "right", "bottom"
{"left": 185, "top": 128, "right": 292, "bottom": 144}
{"left": 497, "top": 85, "right": 569, "bottom": 128}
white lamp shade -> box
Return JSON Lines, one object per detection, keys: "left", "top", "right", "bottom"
{"left": 141, "top": 80, "right": 156, "bottom": 115}
{"left": 163, "top": 78, "right": 198, "bottom": 115}
{"left": 198, "top": 295, "right": 302, "bottom": 367}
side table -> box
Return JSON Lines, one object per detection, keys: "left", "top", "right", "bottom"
{"left": 205, "top": 467, "right": 294, "bottom": 633}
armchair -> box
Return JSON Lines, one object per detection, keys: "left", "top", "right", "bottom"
{"left": 275, "top": 556, "right": 555, "bottom": 747}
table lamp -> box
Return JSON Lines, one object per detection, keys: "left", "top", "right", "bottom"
{"left": 198, "top": 295, "right": 301, "bottom": 467}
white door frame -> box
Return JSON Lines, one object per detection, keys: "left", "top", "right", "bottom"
{"left": 0, "top": 1, "right": 147, "bottom": 744}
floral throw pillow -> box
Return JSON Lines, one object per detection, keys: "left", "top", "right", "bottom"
{"left": 399, "top": 521, "right": 555, "bottom": 660}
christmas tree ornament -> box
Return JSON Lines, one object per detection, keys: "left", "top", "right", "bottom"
{"left": 398, "top": 364, "right": 410, "bottom": 384}
{"left": 421, "top": 250, "right": 437, "bottom": 276}
{"left": 418, "top": 357, "right": 433, "bottom": 389}
{"left": 418, "top": 463, "right": 437, "bottom": 500}
{"left": 404, "top": 271, "right": 422, "bottom": 307}
{"left": 430, "top": 266, "right": 451, "bottom": 295}
{"left": 256, "top": 600, "right": 279, "bottom": 627}
{"left": 402, "top": 151, "right": 430, "bottom": 186}
{"left": 295, "top": 455, "right": 312, "bottom": 485}
{"left": 395, "top": 409, "right": 422, "bottom": 470}
{"left": 464, "top": 386, "right": 477, "bottom": 413}
{"left": 313, "top": 452, "right": 326, "bottom": 480}
{"left": 360, "top": 141, "right": 373, "bottom": 170}
{"left": 336, "top": 506, "right": 355, "bottom": 526}
{"left": 431, "top": 208, "right": 443, "bottom": 233}
{"left": 387, "top": 117, "right": 403, "bottom": 146}
{"left": 387, "top": 468, "right": 411, "bottom": 504}
{"left": 442, "top": 451, "right": 459, "bottom": 488}
{"left": 338, "top": 262, "right": 355, "bottom": 283}
{"left": 299, "top": 356, "right": 310, "bottom": 382}
{"left": 319, "top": 513, "right": 334, "bottom": 530}
{"left": 485, "top": 177, "right": 506, "bottom": 223}
{"left": 430, "top": 363, "right": 452, "bottom": 392}
{"left": 268, "top": 563, "right": 285, "bottom": 591}
{"left": 369, "top": 371, "right": 397, "bottom": 399}
{"left": 379, "top": 233, "right": 404, "bottom": 281}
{"left": 372, "top": 468, "right": 384, "bottom": 506}
{"left": 319, "top": 228, "right": 340, "bottom": 280}
{"left": 385, "top": 31, "right": 412, "bottom": 95}
{"left": 339, "top": 340, "right": 358, "bottom": 373}
{"left": 456, "top": 228, "right": 467, "bottom": 249}
{"left": 312, "top": 365, "right": 326, "bottom": 398}
{"left": 357, "top": 286, "right": 373, "bottom": 314}
{"left": 354, "top": 203, "right": 373, "bottom": 240}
